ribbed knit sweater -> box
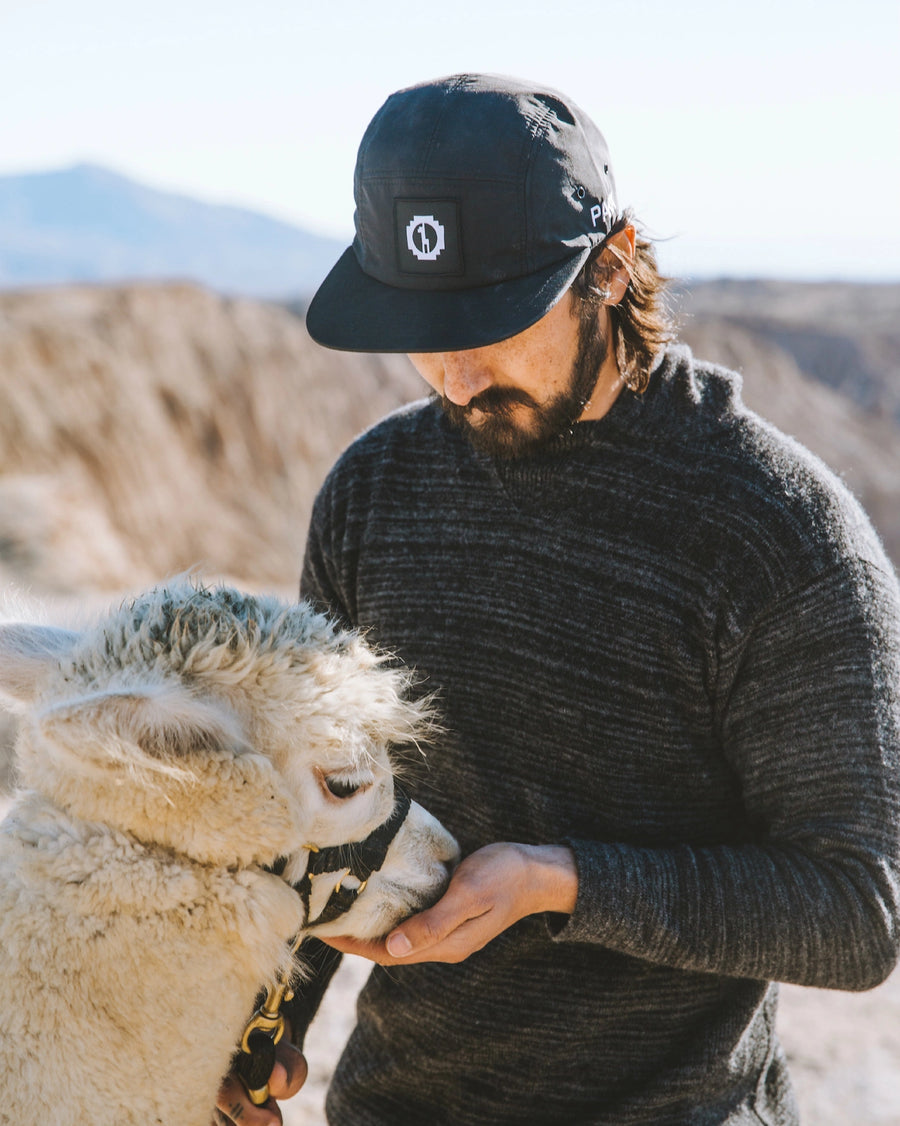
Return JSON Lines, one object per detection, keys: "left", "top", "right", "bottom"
{"left": 297, "top": 345, "right": 900, "bottom": 1126}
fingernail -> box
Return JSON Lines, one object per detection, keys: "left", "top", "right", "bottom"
{"left": 386, "top": 932, "right": 412, "bottom": 957}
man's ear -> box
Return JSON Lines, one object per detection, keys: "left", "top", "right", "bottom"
{"left": 596, "top": 224, "right": 636, "bottom": 307}
{"left": 0, "top": 624, "right": 79, "bottom": 711}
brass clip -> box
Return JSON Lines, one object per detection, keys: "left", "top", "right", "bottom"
{"left": 240, "top": 997, "right": 285, "bottom": 1055}
{"left": 238, "top": 931, "right": 306, "bottom": 1104}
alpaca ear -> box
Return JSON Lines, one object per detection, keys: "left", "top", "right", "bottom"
{"left": 27, "top": 682, "right": 301, "bottom": 868}
{"left": 34, "top": 683, "right": 247, "bottom": 771}
{"left": 0, "top": 624, "right": 79, "bottom": 711}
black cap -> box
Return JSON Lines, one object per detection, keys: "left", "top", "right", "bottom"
{"left": 306, "top": 73, "right": 618, "bottom": 353}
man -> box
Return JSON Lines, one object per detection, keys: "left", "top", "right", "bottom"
{"left": 218, "top": 74, "right": 900, "bottom": 1125}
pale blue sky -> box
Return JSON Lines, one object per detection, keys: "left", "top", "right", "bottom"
{"left": 1, "top": 0, "right": 897, "bottom": 280}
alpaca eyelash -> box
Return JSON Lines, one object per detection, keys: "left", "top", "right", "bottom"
{"left": 324, "top": 775, "right": 366, "bottom": 799}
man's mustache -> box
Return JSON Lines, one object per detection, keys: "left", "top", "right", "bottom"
{"left": 442, "top": 385, "right": 538, "bottom": 419}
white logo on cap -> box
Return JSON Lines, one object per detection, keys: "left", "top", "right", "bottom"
{"left": 406, "top": 215, "right": 445, "bottom": 261}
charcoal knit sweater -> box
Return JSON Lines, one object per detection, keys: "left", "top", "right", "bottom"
{"left": 297, "top": 345, "right": 900, "bottom": 1126}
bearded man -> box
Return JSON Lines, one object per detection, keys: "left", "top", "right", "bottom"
{"left": 218, "top": 73, "right": 900, "bottom": 1126}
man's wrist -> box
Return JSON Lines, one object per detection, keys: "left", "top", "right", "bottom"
{"left": 518, "top": 843, "right": 578, "bottom": 915}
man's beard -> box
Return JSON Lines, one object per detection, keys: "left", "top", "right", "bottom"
{"left": 440, "top": 313, "right": 609, "bottom": 459}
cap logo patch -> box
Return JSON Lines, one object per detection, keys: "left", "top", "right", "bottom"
{"left": 395, "top": 199, "right": 463, "bottom": 275}
{"left": 406, "top": 215, "right": 445, "bottom": 260}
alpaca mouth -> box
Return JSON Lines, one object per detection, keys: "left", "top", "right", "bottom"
{"left": 379, "top": 857, "right": 456, "bottom": 924}
{"left": 299, "top": 785, "right": 414, "bottom": 930}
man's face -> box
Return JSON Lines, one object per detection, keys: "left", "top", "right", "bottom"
{"left": 408, "top": 291, "right": 609, "bottom": 459}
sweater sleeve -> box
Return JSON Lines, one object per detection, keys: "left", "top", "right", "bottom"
{"left": 555, "top": 559, "right": 900, "bottom": 992}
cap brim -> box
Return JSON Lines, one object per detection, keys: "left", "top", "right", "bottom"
{"left": 305, "top": 245, "right": 592, "bottom": 353}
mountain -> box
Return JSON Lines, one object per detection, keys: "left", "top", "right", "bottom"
{"left": 0, "top": 163, "right": 346, "bottom": 298}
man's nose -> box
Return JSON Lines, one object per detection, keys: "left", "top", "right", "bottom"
{"left": 440, "top": 351, "right": 493, "bottom": 407}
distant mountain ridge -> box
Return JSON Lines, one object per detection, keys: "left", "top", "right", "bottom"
{"left": 0, "top": 163, "right": 346, "bottom": 298}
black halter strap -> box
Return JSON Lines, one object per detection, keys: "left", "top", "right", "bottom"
{"left": 238, "top": 785, "right": 414, "bottom": 1105}
{"left": 296, "top": 784, "right": 412, "bottom": 927}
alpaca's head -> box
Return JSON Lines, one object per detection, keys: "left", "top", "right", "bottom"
{"left": 0, "top": 578, "right": 458, "bottom": 937}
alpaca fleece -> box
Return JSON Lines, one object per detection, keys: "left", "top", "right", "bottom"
{"left": 0, "top": 581, "right": 457, "bottom": 1126}
{"left": 298, "top": 345, "right": 900, "bottom": 1126}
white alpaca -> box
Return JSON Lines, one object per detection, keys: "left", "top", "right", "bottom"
{"left": 0, "top": 579, "right": 458, "bottom": 1126}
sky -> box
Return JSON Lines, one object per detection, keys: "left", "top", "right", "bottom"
{"left": 1, "top": 0, "right": 898, "bottom": 281}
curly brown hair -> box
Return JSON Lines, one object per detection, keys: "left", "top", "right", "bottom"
{"left": 571, "top": 212, "right": 676, "bottom": 393}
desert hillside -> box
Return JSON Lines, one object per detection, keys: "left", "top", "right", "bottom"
{"left": 0, "top": 283, "right": 419, "bottom": 597}
{"left": 679, "top": 279, "right": 900, "bottom": 421}
{"left": 679, "top": 318, "right": 900, "bottom": 563}
{"left": 2, "top": 280, "right": 899, "bottom": 600}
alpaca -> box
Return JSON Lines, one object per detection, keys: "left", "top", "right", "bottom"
{"left": 0, "top": 579, "right": 458, "bottom": 1126}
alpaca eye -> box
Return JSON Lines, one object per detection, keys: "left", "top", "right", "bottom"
{"left": 324, "top": 776, "right": 363, "bottom": 799}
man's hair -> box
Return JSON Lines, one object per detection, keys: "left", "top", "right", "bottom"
{"left": 571, "top": 212, "right": 675, "bottom": 393}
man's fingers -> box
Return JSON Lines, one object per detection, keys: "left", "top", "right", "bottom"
{"left": 321, "top": 933, "right": 390, "bottom": 960}
{"left": 215, "top": 1072, "right": 284, "bottom": 1124}
{"left": 322, "top": 845, "right": 574, "bottom": 968}
{"left": 322, "top": 859, "right": 496, "bottom": 964}
{"left": 386, "top": 907, "right": 459, "bottom": 957}
{"left": 213, "top": 1032, "right": 306, "bottom": 1125}
{"left": 269, "top": 1040, "right": 308, "bottom": 1098}
{"left": 387, "top": 874, "right": 490, "bottom": 957}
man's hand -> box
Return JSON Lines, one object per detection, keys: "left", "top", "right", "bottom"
{"left": 213, "top": 1035, "right": 307, "bottom": 1125}
{"left": 324, "top": 842, "right": 577, "bottom": 965}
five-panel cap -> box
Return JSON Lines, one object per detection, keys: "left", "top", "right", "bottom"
{"left": 306, "top": 73, "right": 618, "bottom": 353}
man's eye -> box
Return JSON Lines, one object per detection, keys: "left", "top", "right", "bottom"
{"left": 325, "top": 776, "right": 363, "bottom": 799}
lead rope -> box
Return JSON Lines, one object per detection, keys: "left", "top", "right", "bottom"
{"left": 235, "top": 786, "right": 412, "bottom": 1105}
